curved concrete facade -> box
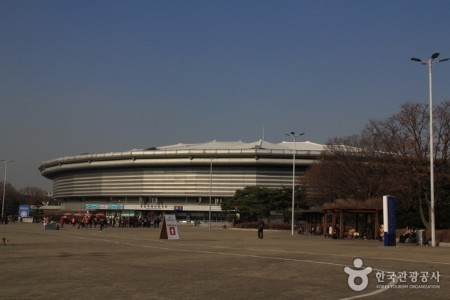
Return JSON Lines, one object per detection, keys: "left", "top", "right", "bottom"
{"left": 39, "top": 140, "right": 325, "bottom": 217}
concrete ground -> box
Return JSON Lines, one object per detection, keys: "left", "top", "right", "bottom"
{"left": 0, "top": 222, "right": 449, "bottom": 300}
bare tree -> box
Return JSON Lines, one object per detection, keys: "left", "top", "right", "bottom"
{"left": 304, "top": 135, "right": 396, "bottom": 206}
{"left": 20, "top": 186, "right": 49, "bottom": 197}
{"left": 304, "top": 102, "right": 449, "bottom": 230}
{"left": 366, "top": 102, "right": 449, "bottom": 230}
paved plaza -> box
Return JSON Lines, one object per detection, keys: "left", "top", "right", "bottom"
{"left": 1, "top": 222, "right": 449, "bottom": 300}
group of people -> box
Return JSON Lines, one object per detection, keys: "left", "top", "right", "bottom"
{"left": 399, "top": 227, "right": 417, "bottom": 243}
{"left": 297, "top": 224, "right": 321, "bottom": 235}
{"left": 255, "top": 221, "right": 423, "bottom": 243}
{"left": 379, "top": 225, "right": 420, "bottom": 244}
{"left": 57, "top": 214, "right": 162, "bottom": 230}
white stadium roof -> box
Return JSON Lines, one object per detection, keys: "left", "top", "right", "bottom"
{"left": 40, "top": 139, "right": 328, "bottom": 169}
{"left": 156, "top": 139, "right": 326, "bottom": 152}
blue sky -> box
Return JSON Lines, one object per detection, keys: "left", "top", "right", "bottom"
{"left": 1, "top": 0, "right": 450, "bottom": 191}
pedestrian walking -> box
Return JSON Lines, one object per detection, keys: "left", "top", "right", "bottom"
{"left": 258, "top": 218, "right": 265, "bottom": 239}
{"left": 99, "top": 218, "right": 105, "bottom": 232}
{"left": 43, "top": 217, "right": 48, "bottom": 230}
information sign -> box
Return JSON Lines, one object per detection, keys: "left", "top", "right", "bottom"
{"left": 159, "top": 214, "right": 180, "bottom": 240}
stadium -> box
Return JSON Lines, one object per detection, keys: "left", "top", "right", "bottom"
{"left": 39, "top": 140, "right": 326, "bottom": 221}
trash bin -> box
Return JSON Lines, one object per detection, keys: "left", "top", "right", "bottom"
{"left": 416, "top": 229, "right": 425, "bottom": 245}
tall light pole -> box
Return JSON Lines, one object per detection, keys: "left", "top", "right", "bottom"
{"left": 1, "top": 160, "right": 14, "bottom": 222}
{"left": 411, "top": 53, "right": 449, "bottom": 247}
{"left": 209, "top": 157, "right": 212, "bottom": 230}
{"left": 285, "top": 132, "right": 305, "bottom": 235}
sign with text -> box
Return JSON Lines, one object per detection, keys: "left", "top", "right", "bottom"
{"left": 85, "top": 204, "right": 124, "bottom": 210}
{"left": 159, "top": 214, "right": 179, "bottom": 240}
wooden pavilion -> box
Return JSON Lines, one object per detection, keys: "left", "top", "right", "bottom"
{"left": 322, "top": 199, "right": 383, "bottom": 239}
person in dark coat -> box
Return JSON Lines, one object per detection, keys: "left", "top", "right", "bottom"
{"left": 99, "top": 218, "right": 105, "bottom": 232}
{"left": 258, "top": 218, "right": 265, "bottom": 239}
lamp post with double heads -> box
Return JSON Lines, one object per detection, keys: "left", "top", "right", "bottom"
{"left": 209, "top": 157, "right": 212, "bottom": 230}
{"left": 411, "top": 53, "right": 449, "bottom": 247}
{"left": 285, "top": 132, "right": 305, "bottom": 236}
{"left": 1, "top": 160, "right": 14, "bottom": 222}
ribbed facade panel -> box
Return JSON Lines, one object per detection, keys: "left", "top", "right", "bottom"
{"left": 38, "top": 142, "right": 322, "bottom": 205}
{"left": 51, "top": 166, "right": 298, "bottom": 199}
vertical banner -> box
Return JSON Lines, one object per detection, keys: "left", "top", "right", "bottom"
{"left": 383, "top": 195, "right": 396, "bottom": 246}
{"left": 159, "top": 214, "right": 180, "bottom": 240}
{"left": 19, "top": 205, "right": 30, "bottom": 218}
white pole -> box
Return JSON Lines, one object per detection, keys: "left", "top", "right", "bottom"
{"left": 209, "top": 157, "right": 212, "bottom": 230}
{"left": 285, "top": 132, "right": 304, "bottom": 235}
{"left": 428, "top": 62, "right": 436, "bottom": 247}
{"left": 291, "top": 136, "right": 296, "bottom": 236}
{"left": 1, "top": 164, "right": 7, "bottom": 220}
{"left": 411, "top": 53, "right": 448, "bottom": 247}
{"left": 2, "top": 160, "right": 12, "bottom": 221}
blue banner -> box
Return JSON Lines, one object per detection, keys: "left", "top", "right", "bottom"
{"left": 19, "top": 204, "right": 30, "bottom": 218}
{"left": 383, "top": 195, "right": 396, "bottom": 246}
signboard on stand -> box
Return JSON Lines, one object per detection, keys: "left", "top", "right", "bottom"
{"left": 159, "top": 214, "right": 180, "bottom": 240}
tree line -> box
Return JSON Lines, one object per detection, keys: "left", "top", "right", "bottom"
{"left": 223, "top": 102, "right": 450, "bottom": 230}
{"left": 0, "top": 184, "right": 52, "bottom": 218}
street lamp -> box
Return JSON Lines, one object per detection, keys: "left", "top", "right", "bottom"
{"left": 285, "top": 132, "right": 305, "bottom": 235}
{"left": 209, "top": 157, "right": 212, "bottom": 230}
{"left": 1, "top": 160, "right": 14, "bottom": 222}
{"left": 411, "top": 53, "right": 449, "bottom": 247}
